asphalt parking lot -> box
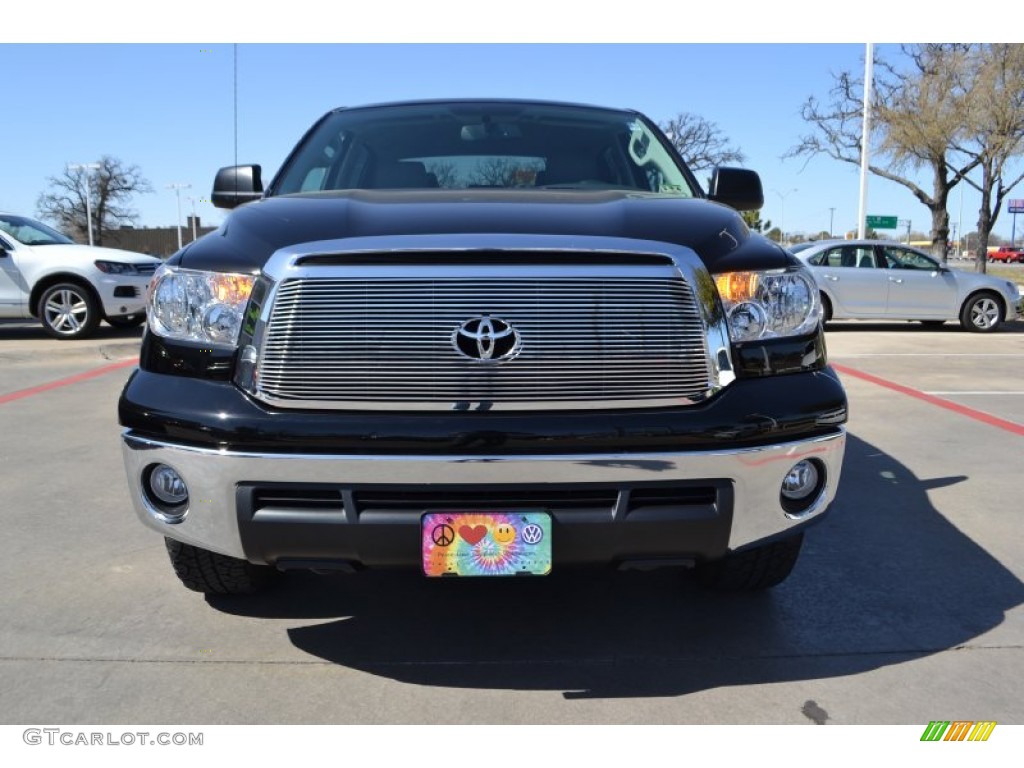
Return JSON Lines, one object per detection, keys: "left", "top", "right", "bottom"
{"left": 0, "top": 316, "right": 1022, "bottom": 725}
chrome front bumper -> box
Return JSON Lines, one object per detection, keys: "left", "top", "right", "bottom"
{"left": 122, "top": 429, "right": 846, "bottom": 563}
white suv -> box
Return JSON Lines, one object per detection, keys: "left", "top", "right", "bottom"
{"left": 0, "top": 213, "right": 162, "bottom": 339}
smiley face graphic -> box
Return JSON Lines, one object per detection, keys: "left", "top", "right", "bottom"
{"left": 493, "top": 524, "right": 516, "bottom": 544}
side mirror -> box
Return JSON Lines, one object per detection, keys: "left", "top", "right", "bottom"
{"left": 708, "top": 167, "right": 764, "bottom": 212}
{"left": 211, "top": 165, "right": 263, "bottom": 209}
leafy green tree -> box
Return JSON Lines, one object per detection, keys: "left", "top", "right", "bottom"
{"left": 741, "top": 210, "right": 772, "bottom": 233}
{"left": 954, "top": 44, "right": 1024, "bottom": 273}
{"left": 788, "top": 45, "right": 978, "bottom": 261}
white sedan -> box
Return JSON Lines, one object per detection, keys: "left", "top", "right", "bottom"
{"left": 0, "top": 213, "right": 162, "bottom": 338}
{"left": 792, "top": 239, "right": 1021, "bottom": 333}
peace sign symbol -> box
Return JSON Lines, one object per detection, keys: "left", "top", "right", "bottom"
{"left": 432, "top": 524, "right": 455, "bottom": 547}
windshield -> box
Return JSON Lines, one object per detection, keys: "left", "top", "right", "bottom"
{"left": 0, "top": 215, "right": 75, "bottom": 246}
{"left": 272, "top": 102, "right": 700, "bottom": 197}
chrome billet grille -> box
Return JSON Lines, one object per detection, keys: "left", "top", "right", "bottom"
{"left": 256, "top": 277, "right": 711, "bottom": 409}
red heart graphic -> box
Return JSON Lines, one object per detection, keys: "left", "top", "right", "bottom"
{"left": 458, "top": 525, "right": 487, "bottom": 545}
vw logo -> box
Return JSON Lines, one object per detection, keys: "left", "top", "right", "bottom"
{"left": 452, "top": 315, "right": 521, "bottom": 363}
{"left": 521, "top": 524, "right": 544, "bottom": 545}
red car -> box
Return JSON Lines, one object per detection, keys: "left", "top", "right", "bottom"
{"left": 989, "top": 245, "right": 1024, "bottom": 263}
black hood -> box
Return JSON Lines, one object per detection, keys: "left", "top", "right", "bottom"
{"left": 177, "top": 190, "right": 796, "bottom": 273}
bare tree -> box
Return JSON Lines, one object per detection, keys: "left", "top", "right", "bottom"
{"left": 469, "top": 158, "right": 519, "bottom": 187}
{"left": 469, "top": 158, "right": 543, "bottom": 188}
{"left": 953, "top": 44, "right": 1024, "bottom": 273}
{"left": 425, "top": 160, "right": 459, "bottom": 189}
{"left": 36, "top": 156, "right": 152, "bottom": 246}
{"left": 788, "top": 45, "right": 979, "bottom": 261}
{"left": 660, "top": 113, "right": 745, "bottom": 175}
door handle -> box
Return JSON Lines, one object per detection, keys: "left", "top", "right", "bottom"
{"left": 822, "top": 274, "right": 839, "bottom": 281}
{"left": 888, "top": 277, "right": 903, "bottom": 284}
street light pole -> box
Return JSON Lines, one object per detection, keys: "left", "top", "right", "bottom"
{"left": 857, "top": 43, "right": 874, "bottom": 240}
{"left": 166, "top": 183, "right": 191, "bottom": 250}
{"left": 186, "top": 197, "right": 198, "bottom": 242}
{"left": 828, "top": 207, "right": 836, "bottom": 238}
{"left": 68, "top": 162, "right": 101, "bottom": 246}
{"left": 773, "top": 188, "right": 797, "bottom": 244}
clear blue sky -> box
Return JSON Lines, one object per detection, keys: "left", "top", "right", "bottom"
{"left": 3, "top": 26, "right": 1019, "bottom": 244}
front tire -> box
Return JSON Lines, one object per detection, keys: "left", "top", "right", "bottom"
{"left": 695, "top": 533, "right": 804, "bottom": 591}
{"left": 820, "top": 293, "right": 833, "bottom": 324}
{"left": 165, "top": 538, "right": 279, "bottom": 595}
{"left": 960, "top": 292, "right": 1002, "bottom": 333}
{"left": 38, "top": 282, "right": 101, "bottom": 339}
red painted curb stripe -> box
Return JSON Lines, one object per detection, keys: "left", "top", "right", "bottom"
{"left": 832, "top": 363, "right": 1024, "bottom": 437}
{"left": 0, "top": 358, "right": 137, "bottom": 406}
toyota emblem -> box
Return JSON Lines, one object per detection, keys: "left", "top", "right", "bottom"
{"left": 452, "top": 315, "right": 521, "bottom": 362}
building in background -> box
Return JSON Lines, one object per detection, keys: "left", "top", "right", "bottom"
{"left": 101, "top": 217, "right": 216, "bottom": 257}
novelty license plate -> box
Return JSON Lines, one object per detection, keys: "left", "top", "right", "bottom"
{"left": 421, "top": 511, "right": 552, "bottom": 577}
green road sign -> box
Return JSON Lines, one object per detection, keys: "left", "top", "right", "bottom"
{"left": 866, "top": 215, "right": 898, "bottom": 229}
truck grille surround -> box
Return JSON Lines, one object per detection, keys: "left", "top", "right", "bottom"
{"left": 243, "top": 238, "right": 731, "bottom": 411}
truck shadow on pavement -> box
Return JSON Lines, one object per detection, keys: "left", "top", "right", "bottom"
{"left": 209, "top": 433, "right": 1023, "bottom": 699}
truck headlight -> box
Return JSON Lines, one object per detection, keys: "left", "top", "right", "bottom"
{"left": 714, "top": 268, "right": 820, "bottom": 342}
{"left": 147, "top": 265, "right": 255, "bottom": 348}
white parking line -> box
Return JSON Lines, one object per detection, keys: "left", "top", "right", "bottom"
{"left": 925, "top": 391, "right": 1024, "bottom": 396}
{"left": 833, "top": 363, "right": 1024, "bottom": 436}
{"left": 834, "top": 353, "right": 1024, "bottom": 357}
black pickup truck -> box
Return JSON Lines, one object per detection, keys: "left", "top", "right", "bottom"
{"left": 119, "top": 99, "right": 847, "bottom": 596}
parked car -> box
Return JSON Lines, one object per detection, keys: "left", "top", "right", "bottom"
{"left": 793, "top": 239, "right": 1020, "bottom": 332}
{"left": 989, "top": 245, "right": 1024, "bottom": 263}
{"left": 0, "top": 213, "right": 162, "bottom": 338}
{"left": 119, "top": 98, "right": 848, "bottom": 597}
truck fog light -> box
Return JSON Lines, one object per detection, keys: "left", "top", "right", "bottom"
{"left": 144, "top": 464, "right": 189, "bottom": 523}
{"left": 150, "top": 464, "right": 188, "bottom": 504}
{"left": 781, "top": 460, "right": 818, "bottom": 499}
{"left": 780, "top": 459, "right": 824, "bottom": 515}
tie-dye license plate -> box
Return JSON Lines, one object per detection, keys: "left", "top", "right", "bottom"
{"left": 422, "top": 511, "right": 552, "bottom": 577}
